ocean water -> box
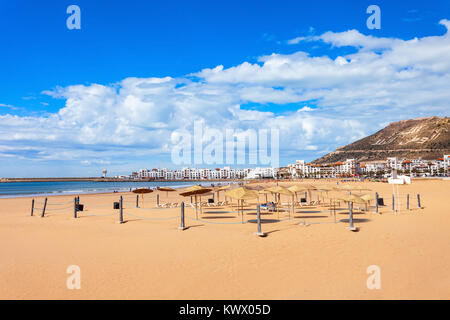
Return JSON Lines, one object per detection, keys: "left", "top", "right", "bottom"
{"left": 0, "top": 180, "right": 231, "bottom": 198}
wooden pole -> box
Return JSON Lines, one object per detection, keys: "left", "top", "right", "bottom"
{"left": 73, "top": 197, "right": 78, "bottom": 219}
{"left": 254, "top": 205, "right": 265, "bottom": 237}
{"left": 375, "top": 192, "right": 379, "bottom": 214}
{"left": 392, "top": 194, "right": 395, "bottom": 213}
{"left": 195, "top": 195, "right": 198, "bottom": 219}
{"left": 178, "top": 202, "right": 187, "bottom": 230}
{"left": 30, "top": 199, "right": 34, "bottom": 216}
{"left": 118, "top": 196, "right": 124, "bottom": 224}
{"left": 41, "top": 198, "right": 47, "bottom": 218}
{"left": 348, "top": 202, "right": 356, "bottom": 231}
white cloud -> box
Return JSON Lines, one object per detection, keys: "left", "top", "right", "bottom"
{"left": 1, "top": 19, "right": 450, "bottom": 172}
{"left": 0, "top": 103, "right": 18, "bottom": 110}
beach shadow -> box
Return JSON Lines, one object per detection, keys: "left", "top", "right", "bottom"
{"left": 247, "top": 219, "right": 281, "bottom": 224}
{"left": 201, "top": 216, "right": 236, "bottom": 219}
{"left": 296, "top": 206, "right": 318, "bottom": 209}
{"left": 295, "top": 210, "right": 323, "bottom": 213}
{"left": 340, "top": 218, "right": 371, "bottom": 223}
{"left": 184, "top": 224, "right": 204, "bottom": 229}
{"left": 293, "top": 215, "right": 328, "bottom": 219}
{"left": 203, "top": 211, "right": 236, "bottom": 214}
{"left": 338, "top": 211, "right": 367, "bottom": 215}
{"left": 245, "top": 212, "right": 272, "bottom": 216}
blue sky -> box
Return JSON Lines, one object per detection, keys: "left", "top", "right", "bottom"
{"left": 0, "top": 0, "right": 449, "bottom": 177}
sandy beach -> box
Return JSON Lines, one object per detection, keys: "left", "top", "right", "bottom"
{"left": 0, "top": 179, "right": 449, "bottom": 300}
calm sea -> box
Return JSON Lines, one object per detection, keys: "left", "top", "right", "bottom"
{"left": 0, "top": 180, "right": 231, "bottom": 198}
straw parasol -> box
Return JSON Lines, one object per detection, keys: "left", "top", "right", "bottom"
{"left": 265, "top": 186, "right": 294, "bottom": 218}
{"left": 338, "top": 185, "right": 371, "bottom": 193}
{"left": 245, "top": 185, "right": 265, "bottom": 191}
{"left": 132, "top": 188, "right": 153, "bottom": 205}
{"left": 360, "top": 193, "right": 375, "bottom": 211}
{"left": 315, "top": 185, "right": 339, "bottom": 203}
{"left": 336, "top": 194, "right": 368, "bottom": 205}
{"left": 265, "top": 185, "right": 293, "bottom": 197}
{"left": 287, "top": 185, "right": 308, "bottom": 203}
{"left": 298, "top": 184, "right": 317, "bottom": 202}
{"left": 216, "top": 184, "right": 232, "bottom": 202}
{"left": 132, "top": 187, "right": 153, "bottom": 194}
{"left": 245, "top": 185, "right": 265, "bottom": 203}
{"left": 179, "top": 185, "right": 212, "bottom": 219}
{"left": 316, "top": 185, "right": 338, "bottom": 192}
{"left": 224, "top": 187, "right": 259, "bottom": 223}
{"left": 258, "top": 189, "right": 273, "bottom": 203}
{"left": 157, "top": 186, "right": 176, "bottom": 198}
{"left": 336, "top": 194, "right": 368, "bottom": 230}
{"left": 360, "top": 194, "right": 375, "bottom": 202}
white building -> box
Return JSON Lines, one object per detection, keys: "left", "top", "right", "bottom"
{"left": 245, "top": 167, "right": 277, "bottom": 179}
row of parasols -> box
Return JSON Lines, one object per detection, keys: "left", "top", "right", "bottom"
{"left": 131, "top": 183, "right": 375, "bottom": 218}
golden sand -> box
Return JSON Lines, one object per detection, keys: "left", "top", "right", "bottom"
{"left": 0, "top": 179, "right": 449, "bottom": 299}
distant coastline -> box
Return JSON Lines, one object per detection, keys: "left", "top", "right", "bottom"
{"left": 0, "top": 179, "right": 242, "bottom": 199}
{"left": 0, "top": 177, "right": 244, "bottom": 183}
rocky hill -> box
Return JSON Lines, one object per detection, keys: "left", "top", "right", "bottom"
{"left": 313, "top": 116, "right": 450, "bottom": 163}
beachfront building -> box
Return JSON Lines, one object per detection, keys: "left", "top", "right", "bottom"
{"left": 288, "top": 159, "right": 360, "bottom": 178}
{"left": 245, "top": 167, "right": 278, "bottom": 179}
{"left": 360, "top": 161, "right": 387, "bottom": 174}
{"left": 334, "top": 159, "right": 360, "bottom": 176}
{"left": 386, "top": 157, "right": 401, "bottom": 170}
{"left": 133, "top": 166, "right": 265, "bottom": 180}
{"left": 289, "top": 160, "right": 310, "bottom": 178}
{"left": 132, "top": 154, "right": 449, "bottom": 180}
{"left": 287, "top": 154, "right": 450, "bottom": 178}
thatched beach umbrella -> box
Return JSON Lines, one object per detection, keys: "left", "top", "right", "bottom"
{"left": 179, "top": 185, "right": 212, "bottom": 219}
{"left": 216, "top": 184, "right": 232, "bottom": 202}
{"left": 245, "top": 185, "right": 265, "bottom": 191}
{"left": 315, "top": 185, "right": 338, "bottom": 203}
{"left": 288, "top": 185, "right": 308, "bottom": 203}
{"left": 265, "top": 186, "right": 294, "bottom": 218}
{"left": 258, "top": 189, "right": 272, "bottom": 203}
{"left": 224, "top": 187, "right": 259, "bottom": 223}
{"left": 360, "top": 193, "right": 375, "bottom": 211}
{"left": 337, "top": 194, "right": 368, "bottom": 205}
{"left": 245, "top": 185, "right": 265, "bottom": 203}
{"left": 360, "top": 193, "right": 375, "bottom": 202}
{"left": 157, "top": 186, "right": 176, "bottom": 198}
{"left": 132, "top": 188, "right": 153, "bottom": 206}
{"left": 338, "top": 185, "right": 371, "bottom": 193}
{"left": 299, "top": 184, "right": 317, "bottom": 202}
{"left": 337, "top": 194, "right": 368, "bottom": 230}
